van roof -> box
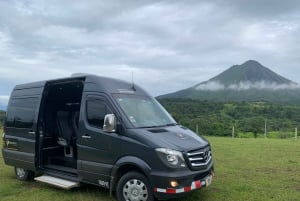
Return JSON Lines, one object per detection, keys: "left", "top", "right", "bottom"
{"left": 13, "top": 74, "right": 150, "bottom": 96}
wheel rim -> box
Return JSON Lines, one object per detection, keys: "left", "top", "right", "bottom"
{"left": 16, "top": 168, "right": 26, "bottom": 178}
{"left": 123, "top": 179, "right": 148, "bottom": 201}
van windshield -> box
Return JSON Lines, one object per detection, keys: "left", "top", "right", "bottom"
{"left": 113, "top": 94, "right": 176, "bottom": 128}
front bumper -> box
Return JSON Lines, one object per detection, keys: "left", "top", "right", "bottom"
{"left": 150, "top": 161, "right": 214, "bottom": 200}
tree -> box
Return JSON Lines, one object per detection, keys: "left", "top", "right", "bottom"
{"left": 240, "top": 117, "right": 265, "bottom": 138}
{"left": 158, "top": 99, "right": 300, "bottom": 138}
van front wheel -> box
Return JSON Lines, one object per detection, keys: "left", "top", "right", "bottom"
{"left": 14, "top": 167, "right": 34, "bottom": 181}
{"left": 116, "top": 171, "right": 154, "bottom": 201}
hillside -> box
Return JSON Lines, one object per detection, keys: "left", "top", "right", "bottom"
{"left": 201, "top": 60, "right": 294, "bottom": 86}
{"left": 158, "top": 60, "right": 300, "bottom": 104}
{"left": 159, "top": 99, "right": 300, "bottom": 138}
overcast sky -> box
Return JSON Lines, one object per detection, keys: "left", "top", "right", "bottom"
{"left": 1, "top": 0, "right": 300, "bottom": 108}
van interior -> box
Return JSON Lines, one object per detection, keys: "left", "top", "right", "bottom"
{"left": 38, "top": 79, "right": 84, "bottom": 175}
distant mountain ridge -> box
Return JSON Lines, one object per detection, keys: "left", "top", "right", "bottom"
{"left": 158, "top": 60, "right": 300, "bottom": 104}
{"left": 204, "top": 60, "right": 294, "bottom": 86}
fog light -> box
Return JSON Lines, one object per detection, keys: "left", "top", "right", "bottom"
{"left": 170, "top": 181, "right": 178, "bottom": 188}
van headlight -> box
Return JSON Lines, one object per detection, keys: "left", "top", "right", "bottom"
{"left": 156, "top": 148, "right": 186, "bottom": 168}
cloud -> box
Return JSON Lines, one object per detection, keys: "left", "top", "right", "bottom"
{"left": 196, "top": 81, "right": 300, "bottom": 91}
{"left": 214, "top": 0, "right": 300, "bottom": 18}
{"left": 195, "top": 81, "right": 225, "bottom": 91}
{"left": 0, "top": 0, "right": 299, "bottom": 108}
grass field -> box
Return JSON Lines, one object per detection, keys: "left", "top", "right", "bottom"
{"left": 237, "top": 131, "right": 297, "bottom": 139}
{"left": 1, "top": 134, "right": 300, "bottom": 201}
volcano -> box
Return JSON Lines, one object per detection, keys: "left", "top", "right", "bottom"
{"left": 158, "top": 60, "right": 300, "bottom": 104}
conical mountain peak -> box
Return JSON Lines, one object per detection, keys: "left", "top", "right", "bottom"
{"left": 158, "top": 60, "right": 300, "bottom": 104}
{"left": 203, "top": 60, "right": 294, "bottom": 87}
{"left": 242, "top": 59, "right": 263, "bottom": 66}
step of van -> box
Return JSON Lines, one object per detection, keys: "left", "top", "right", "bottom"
{"left": 35, "top": 175, "right": 80, "bottom": 189}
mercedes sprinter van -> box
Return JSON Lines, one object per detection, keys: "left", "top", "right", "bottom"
{"left": 2, "top": 74, "right": 214, "bottom": 200}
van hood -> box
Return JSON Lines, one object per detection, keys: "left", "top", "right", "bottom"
{"left": 128, "top": 125, "right": 209, "bottom": 152}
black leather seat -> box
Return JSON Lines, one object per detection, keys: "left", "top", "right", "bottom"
{"left": 56, "top": 111, "right": 74, "bottom": 147}
{"left": 71, "top": 111, "right": 79, "bottom": 137}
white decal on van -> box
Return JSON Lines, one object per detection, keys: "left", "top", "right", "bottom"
{"left": 98, "top": 180, "right": 109, "bottom": 188}
{"left": 7, "top": 140, "right": 17, "bottom": 147}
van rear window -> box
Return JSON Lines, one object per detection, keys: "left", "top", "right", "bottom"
{"left": 6, "top": 97, "right": 39, "bottom": 128}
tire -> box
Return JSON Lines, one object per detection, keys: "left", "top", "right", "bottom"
{"left": 14, "top": 167, "right": 34, "bottom": 181}
{"left": 116, "top": 171, "right": 154, "bottom": 201}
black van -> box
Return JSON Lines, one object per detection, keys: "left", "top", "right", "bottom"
{"left": 2, "top": 75, "right": 214, "bottom": 201}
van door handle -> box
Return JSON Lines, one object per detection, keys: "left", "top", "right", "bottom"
{"left": 28, "top": 131, "right": 35, "bottom": 135}
{"left": 81, "top": 134, "right": 91, "bottom": 139}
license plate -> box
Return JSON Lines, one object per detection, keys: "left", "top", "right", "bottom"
{"left": 205, "top": 175, "right": 212, "bottom": 187}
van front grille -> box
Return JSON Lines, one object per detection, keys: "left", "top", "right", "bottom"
{"left": 186, "top": 147, "right": 212, "bottom": 168}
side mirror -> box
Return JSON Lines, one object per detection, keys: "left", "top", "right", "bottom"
{"left": 103, "top": 114, "right": 116, "bottom": 133}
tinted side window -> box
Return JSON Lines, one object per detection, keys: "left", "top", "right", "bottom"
{"left": 6, "top": 97, "right": 39, "bottom": 128}
{"left": 86, "top": 99, "right": 111, "bottom": 128}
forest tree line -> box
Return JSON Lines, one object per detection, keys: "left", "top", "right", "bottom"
{"left": 159, "top": 99, "right": 300, "bottom": 138}
{"left": 1, "top": 99, "right": 300, "bottom": 138}
{"left": 0, "top": 110, "right": 5, "bottom": 127}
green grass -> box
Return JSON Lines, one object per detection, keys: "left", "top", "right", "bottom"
{"left": 199, "top": 137, "right": 300, "bottom": 201}
{"left": 1, "top": 134, "right": 300, "bottom": 201}
{"left": 237, "top": 131, "right": 297, "bottom": 139}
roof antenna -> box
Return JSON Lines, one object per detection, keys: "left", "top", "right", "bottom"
{"left": 131, "top": 71, "right": 136, "bottom": 91}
